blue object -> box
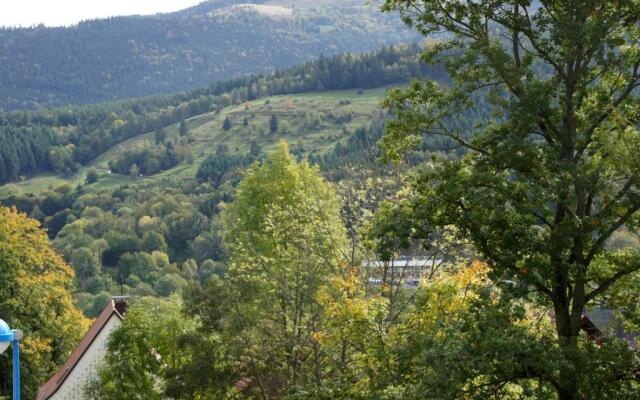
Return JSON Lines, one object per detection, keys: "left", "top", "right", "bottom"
{"left": 0, "top": 319, "right": 12, "bottom": 342}
{"left": 0, "top": 319, "right": 21, "bottom": 400}
{"left": 12, "top": 337, "right": 19, "bottom": 400}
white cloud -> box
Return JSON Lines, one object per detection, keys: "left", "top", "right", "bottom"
{"left": 0, "top": 0, "right": 205, "bottom": 28}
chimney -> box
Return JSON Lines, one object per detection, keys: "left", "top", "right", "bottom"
{"left": 112, "top": 296, "right": 130, "bottom": 316}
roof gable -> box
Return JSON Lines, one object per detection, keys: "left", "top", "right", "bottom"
{"left": 36, "top": 298, "right": 127, "bottom": 400}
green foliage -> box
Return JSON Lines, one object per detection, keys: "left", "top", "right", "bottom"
{"left": 382, "top": 265, "right": 639, "bottom": 400}
{"left": 141, "top": 231, "right": 168, "bottom": 253}
{"left": 313, "top": 117, "right": 387, "bottom": 176}
{"left": 31, "top": 181, "right": 222, "bottom": 313}
{"left": 179, "top": 119, "right": 188, "bottom": 137}
{"left": 270, "top": 114, "right": 279, "bottom": 133}
{"left": 154, "top": 274, "right": 188, "bottom": 297}
{"left": 128, "top": 163, "right": 140, "bottom": 178}
{"left": 222, "top": 117, "right": 232, "bottom": 132}
{"left": 108, "top": 141, "right": 188, "bottom": 176}
{"left": 214, "top": 142, "right": 349, "bottom": 397}
{"left": 154, "top": 127, "right": 167, "bottom": 145}
{"left": 380, "top": 1, "right": 640, "bottom": 398}
{"left": 168, "top": 278, "right": 241, "bottom": 399}
{"left": 249, "top": 140, "right": 261, "bottom": 157}
{"left": 85, "top": 169, "right": 99, "bottom": 184}
{"left": 196, "top": 149, "right": 257, "bottom": 187}
{"left": 48, "top": 145, "right": 78, "bottom": 175}
{"left": 83, "top": 292, "right": 113, "bottom": 318}
{"left": 0, "top": 126, "right": 56, "bottom": 183}
{"left": 88, "top": 296, "right": 196, "bottom": 400}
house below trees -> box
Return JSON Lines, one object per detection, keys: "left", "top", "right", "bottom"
{"left": 36, "top": 297, "right": 129, "bottom": 400}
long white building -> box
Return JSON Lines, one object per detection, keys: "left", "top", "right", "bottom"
{"left": 365, "top": 257, "right": 444, "bottom": 287}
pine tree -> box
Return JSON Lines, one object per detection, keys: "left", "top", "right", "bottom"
{"left": 222, "top": 117, "right": 232, "bottom": 131}
{"left": 155, "top": 126, "right": 167, "bottom": 144}
{"left": 250, "top": 140, "right": 261, "bottom": 157}
{"left": 269, "top": 114, "right": 278, "bottom": 133}
{"left": 179, "top": 119, "right": 188, "bottom": 137}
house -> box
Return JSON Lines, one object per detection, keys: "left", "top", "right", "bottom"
{"left": 36, "top": 297, "right": 129, "bottom": 400}
{"left": 582, "top": 308, "right": 638, "bottom": 349}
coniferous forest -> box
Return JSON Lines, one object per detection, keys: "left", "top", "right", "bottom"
{"left": 1, "top": 1, "right": 640, "bottom": 400}
{"left": 0, "top": 0, "right": 420, "bottom": 110}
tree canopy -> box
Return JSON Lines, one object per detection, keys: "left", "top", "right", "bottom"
{"left": 381, "top": 1, "right": 640, "bottom": 399}
{"left": 88, "top": 296, "right": 196, "bottom": 400}
{"left": 217, "top": 141, "right": 350, "bottom": 397}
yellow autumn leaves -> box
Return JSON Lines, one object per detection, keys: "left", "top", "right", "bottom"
{"left": 0, "top": 207, "right": 88, "bottom": 397}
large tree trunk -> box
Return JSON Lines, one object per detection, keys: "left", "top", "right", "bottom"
{"left": 553, "top": 297, "right": 583, "bottom": 400}
{"left": 557, "top": 385, "right": 579, "bottom": 400}
{"left": 556, "top": 341, "right": 580, "bottom": 400}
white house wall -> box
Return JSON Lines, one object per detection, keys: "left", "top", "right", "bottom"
{"left": 48, "top": 314, "right": 121, "bottom": 400}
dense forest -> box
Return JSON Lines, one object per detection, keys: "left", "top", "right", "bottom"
{"left": 0, "top": 43, "right": 448, "bottom": 184}
{"left": 0, "top": 0, "right": 419, "bottom": 110}
{"left": 0, "top": 110, "right": 392, "bottom": 317}
{"left": 0, "top": 40, "right": 487, "bottom": 322}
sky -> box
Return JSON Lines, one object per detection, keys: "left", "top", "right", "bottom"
{"left": 0, "top": 0, "right": 206, "bottom": 28}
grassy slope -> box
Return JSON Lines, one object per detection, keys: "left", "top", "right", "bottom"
{"left": 0, "top": 87, "right": 389, "bottom": 196}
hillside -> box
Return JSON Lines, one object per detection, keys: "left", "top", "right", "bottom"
{"left": 0, "top": 44, "right": 449, "bottom": 186}
{"left": 0, "top": 0, "right": 419, "bottom": 110}
{"left": 1, "top": 2, "right": 638, "bottom": 399}
{"left": 0, "top": 87, "right": 390, "bottom": 196}
{"left": 0, "top": 44, "right": 445, "bottom": 314}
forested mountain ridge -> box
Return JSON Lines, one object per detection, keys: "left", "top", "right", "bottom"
{"left": 0, "top": 43, "right": 451, "bottom": 185}
{"left": 0, "top": 0, "right": 419, "bottom": 110}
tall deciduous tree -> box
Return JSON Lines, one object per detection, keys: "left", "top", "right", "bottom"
{"left": 0, "top": 207, "right": 88, "bottom": 398}
{"left": 221, "top": 141, "right": 349, "bottom": 398}
{"left": 381, "top": 1, "right": 640, "bottom": 399}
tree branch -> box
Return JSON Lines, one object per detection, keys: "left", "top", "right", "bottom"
{"left": 585, "top": 203, "right": 640, "bottom": 266}
{"left": 585, "top": 266, "right": 639, "bottom": 302}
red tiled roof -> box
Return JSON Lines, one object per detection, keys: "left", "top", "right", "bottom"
{"left": 36, "top": 298, "right": 126, "bottom": 400}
